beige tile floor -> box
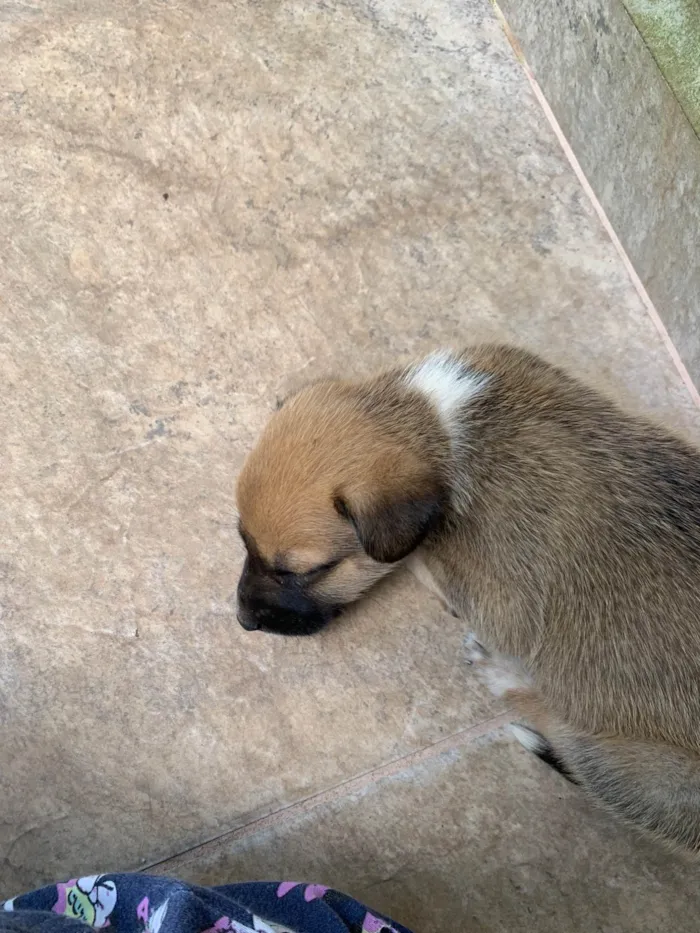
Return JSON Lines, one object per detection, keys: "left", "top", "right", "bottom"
{"left": 1, "top": 0, "right": 698, "bottom": 927}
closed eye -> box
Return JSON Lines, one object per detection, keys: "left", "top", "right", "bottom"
{"left": 303, "top": 558, "right": 342, "bottom": 579}
{"left": 275, "top": 558, "right": 342, "bottom": 582}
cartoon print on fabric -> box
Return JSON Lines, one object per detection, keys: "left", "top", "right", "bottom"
{"left": 361, "top": 913, "right": 398, "bottom": 933}
{"left": 53, "top": 875, "right": 117, "bottom": 928}
{"left": 252, "top": 919, "right": 293, "bottom": 933}
{"left": 201, "top": 916, "right": 291, "bottom": 933}
{"left": 275, "top": 883, "right": 397, "bottom": 932}
{"left": 136, "top": 896, "right": 170, "bottom": 933}
{"left": 276, "top": 883, "right": 329, "bottom": 902}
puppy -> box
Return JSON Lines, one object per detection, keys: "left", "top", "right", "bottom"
{"left": 236, "top": 345, "right": 700, "bottom": 852}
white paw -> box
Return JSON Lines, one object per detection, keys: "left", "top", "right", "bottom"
{"left": 480, "top": 665, "right": 527, "bottom": 698}
{"left": 465, "top": 633, "right": 489, "bottom": 664}
{"left": 510, "top": 723, "right": 546, "bottom": 753}
{"left": 465, "top": 636, "right": 532, "bottom": 698}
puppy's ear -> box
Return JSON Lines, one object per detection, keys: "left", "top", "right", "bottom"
{"left": 334, "top": 482, "right": 445, "bottom": 563}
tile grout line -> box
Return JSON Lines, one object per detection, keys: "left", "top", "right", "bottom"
{"left": 144, "top": 711, "right": 514, "bottom": 875}
{"left": 491, "top": 0, "right": 700, "bottom": 412}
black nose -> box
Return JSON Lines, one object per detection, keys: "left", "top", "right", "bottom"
{"left": 237, "top": 610, "right": 260, "bottom": 632}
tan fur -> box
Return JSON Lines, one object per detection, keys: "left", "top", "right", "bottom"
{"left": 237, "top": 345, "right": 700, "bottom": 851}
{"left": 237, "top": 375, "right": 449, "bottom": 601}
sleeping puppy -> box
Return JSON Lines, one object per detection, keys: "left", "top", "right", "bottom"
{"left": 236, "top": 344, "right": 700, "bottom": 852}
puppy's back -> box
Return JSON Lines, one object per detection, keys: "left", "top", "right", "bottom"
{"left": 440, "top": 346, "right": 700, "bottom": 746}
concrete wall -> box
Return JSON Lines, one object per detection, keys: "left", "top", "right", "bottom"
{"left": 624, "top": 0, "right": 700, "bottom": 137}
{"left": 499, "top": 0, "right": 700, "bottom": 387}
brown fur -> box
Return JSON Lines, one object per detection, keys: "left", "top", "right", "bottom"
{"left": 236, "top": 345, "right": 700, "bottom": 851}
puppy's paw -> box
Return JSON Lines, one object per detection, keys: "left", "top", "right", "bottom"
{"left": 465, "top": 636, "right": 531, "bottom": 698}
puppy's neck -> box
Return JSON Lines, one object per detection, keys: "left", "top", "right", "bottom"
{"left": 404, "top": 351, "right": 487, "bottom": 441}
{"left": 402, "top": 350, "right": 488, "bottom": 513}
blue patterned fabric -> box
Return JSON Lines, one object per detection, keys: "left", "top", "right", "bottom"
{"left": 1, "top": 875, "right": 413, "bottom": 933}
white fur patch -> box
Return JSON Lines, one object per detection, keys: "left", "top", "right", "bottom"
{"left": 510, "top": 724, "right": 546, "bottom": 753}
{"left": 405, "top": 351, "right": 487, "bottom": 439}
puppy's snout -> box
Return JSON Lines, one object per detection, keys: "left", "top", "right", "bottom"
{"left": 236, "top": 561, "right": 261, "bottom": 632}
{"left": 237, "top": 609, "right": 260, "bottom": 632}
{"left": 236, "top": 558, "right": 339, "bottom": 636}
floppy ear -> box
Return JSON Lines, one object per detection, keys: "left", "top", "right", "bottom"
{"left": 334, "top": 484, "right": 445, "bottom": 563}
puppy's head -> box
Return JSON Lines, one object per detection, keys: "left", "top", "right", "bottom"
{"left": 236, "top": 377, "right": 448, "bottom": 635}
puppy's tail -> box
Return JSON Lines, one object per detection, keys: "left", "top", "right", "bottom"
{"left": 511, "top": 724, "right": 580, "bottom": 785}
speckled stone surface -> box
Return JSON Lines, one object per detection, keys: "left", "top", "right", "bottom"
{"left": 498, "top": 0, "right": 700, "bottom": 388}
{"left": 1, "top": 0, "right": 699, "bottom": 920}
{"left": 152, "top": 734, "right": 700, "bottom": 933}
